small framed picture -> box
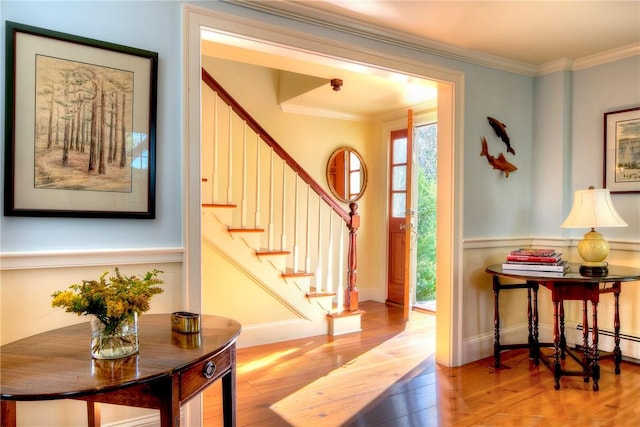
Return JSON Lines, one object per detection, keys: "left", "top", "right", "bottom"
{"left": 603, "top": 107, "right": 640, "bottom": 194}
{"left": 4, "top": 22, "right": 158, "bottom": 218}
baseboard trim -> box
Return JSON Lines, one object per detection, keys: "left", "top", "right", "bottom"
{"left": 462, "top": 322, "right": 529, "bottom": 365}
{"left": 236, "top": 318, "right": 329, "bottom": 348}
{"left": 566, "top": 321, "right": 640, "bottom": 361}
{"left": 463, "top": 321, "right": 640, "bottom": 366}
{"left": 104, "top": 413, "right": 161, "bottom": 427}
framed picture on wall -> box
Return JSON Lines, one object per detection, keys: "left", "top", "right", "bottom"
{"left": 604, "top": 107, "right": 640, "bottom": 194}
{"left": 4, "top": 22, "right": 158, "bottom": 218}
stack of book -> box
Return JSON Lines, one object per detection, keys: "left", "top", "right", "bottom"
{"left": 502, "top": 248, "right": 568, "bottom": 276}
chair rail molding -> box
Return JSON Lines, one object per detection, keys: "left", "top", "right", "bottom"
{"left": 0, "top": 247, "right": 184, "bottom": 270}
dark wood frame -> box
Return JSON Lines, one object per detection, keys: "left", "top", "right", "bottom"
{"left": 4, "top": 22, "right": 158, "bottom": 218}
{"left": 603, "top": 107, "right": 640, "bottom": 194}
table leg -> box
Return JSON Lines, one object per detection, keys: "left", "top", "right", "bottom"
{"left": 582, "top": 300, "right": 590, "bottom": 383}
{"left": 531, "top": 283, "right": 539, "bottom": 365}
{"left": 552, "top": 301, "right": 561, "bottom": 390}
{"left": 527, "top": 286, "right": 533, "bottom": 359}
{"left": 559, "top": 301, "right": 566, "bottom": 360}
{"left": 222, "top": 346, "right": 237, "bottom": 427}
{"left": 613, "top": 282, "right": 622, "bottom": 375}
{"left": 493, "top": 275, "right": 501, "bottom": 368}
{"left": 158, "top": 376, "right": 181, "bottom": 426}
{"left": 1, "top": 401, "right": 17, "bottom": 427}
{"left": 87, "top": 402, "right": 101, "bottom": 427}
{"left": 592, "top": 300, "right": 600, "bottom": 392}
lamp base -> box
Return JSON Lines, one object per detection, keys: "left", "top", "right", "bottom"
{"left": 579, "top": 264, "right": 608, "bottom": 277}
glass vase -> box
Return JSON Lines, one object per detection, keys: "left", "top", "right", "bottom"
{"left": 90, "top": 313, "right": 139, "bottom": 359}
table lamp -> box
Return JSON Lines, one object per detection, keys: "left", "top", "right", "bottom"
{"left": 561, "top": 186, "right": 627, "bottom": 276}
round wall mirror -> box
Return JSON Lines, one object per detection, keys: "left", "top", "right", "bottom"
{"left": 326, "top": 147, "right": 368, "bottom": 203}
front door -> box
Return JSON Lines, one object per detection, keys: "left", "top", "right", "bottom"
{"left": 387, "top": 112, "right": 414, "bottom": 319}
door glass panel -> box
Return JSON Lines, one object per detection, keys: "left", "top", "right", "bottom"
{"left": 350, "top": 171, "right": 361, "bottom": 194}
{"left": 350, "top": 152, "right": 360, "bottom": 169}
{"left": 392, "top": 193, "right": 406, "bottom": 218}
{"left": 393, "top": 138, "right": 407, "bottom": 164}
{"left": 392, "top": 165, "right": 406, "bottom": 191}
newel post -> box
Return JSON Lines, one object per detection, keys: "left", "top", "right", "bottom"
{"left": 345, "top": 202, "right": 360, "bottom": 312}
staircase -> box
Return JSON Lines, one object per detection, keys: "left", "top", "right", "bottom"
{"left": 201, "top": 69, "right": 363, "bottom": 344}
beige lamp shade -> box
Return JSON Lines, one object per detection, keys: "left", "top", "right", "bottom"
{"left": 561, "top": 187, "right": 627, "bottom": 229}
{"left": 561, "top": 186, "right": 627, "bottom": 275}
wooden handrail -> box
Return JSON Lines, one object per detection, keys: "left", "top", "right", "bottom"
{"left": 202, "top": 69, "right": 350, "bottom": 224}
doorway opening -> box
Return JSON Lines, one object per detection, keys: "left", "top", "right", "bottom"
{"left": 413, "top": 123, "right": 437, "bottom": 313}
{"left": 186, "top": 4, "right": 464, "bottom": 368}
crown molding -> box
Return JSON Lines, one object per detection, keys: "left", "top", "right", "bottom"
{"left": 536, "top": 43, "right": 640, "bottom": 75}
{"left": 279, "top": 102, "right": 368, "bottom": 122}
{"left": 280, "top": 98, "right": 437, "bottom": 122}
{"left": 572, "top": 43, "right": 640, "bottom": 71}
{"left": 536, "top": 58, "right": 575, "bottom": 76}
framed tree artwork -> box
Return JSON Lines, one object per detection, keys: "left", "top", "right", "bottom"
{"left": 604, "top": 107, "right": 640, "bottom": 194}
{"left": 4, "top": 22, "right": 158, "bottom": 218}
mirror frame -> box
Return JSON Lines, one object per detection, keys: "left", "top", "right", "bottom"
{"left": 326, "top": 146, "right": 368, "bottom": 203}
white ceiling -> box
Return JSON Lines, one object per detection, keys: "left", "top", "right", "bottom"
{"left": 266, "top": 0, "right": 640, "bottom": 66}
{"left": 205, "top": 1, "right": 640, "bottom": 119}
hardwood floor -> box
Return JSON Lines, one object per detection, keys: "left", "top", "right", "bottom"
{"left": 204, "top": 301, "right": 640, "bottom": 426}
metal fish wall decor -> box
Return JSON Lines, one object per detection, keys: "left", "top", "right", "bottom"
{"left": 487, "top": 116, "right": 515, "bottom": 155}
{"left": 481, "top": 137, "right": 518, "bottom": 178}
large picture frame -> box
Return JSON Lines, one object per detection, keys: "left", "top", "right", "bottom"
{"left": 603, "top": 107, "right": 640, "bottom": 194}
{"left": 4, "top": 22, "right": 158, "bottom": 218}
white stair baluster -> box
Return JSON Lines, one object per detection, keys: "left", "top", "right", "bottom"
{"left": 305, "top": 186, "right": 311, "bottom": 274}
{"left": 326, "top": 213, "right": 333, "bottom": 294}
{"left": 226, "top": 105, "right": 233, "bottom": 204}
{"left": 241, "top": 122, "right": 247, "bottom": 228}
{"left": 268, "top": 148, "right": 274, "bottom": 251}
{"left": 255, "top": 135, "right": 261, "bottom": 229}
{"left": 212, "top": 94, "right": 219, "bottom": 202}
{"left": 315, "top": 201, "right": 323, "bottom": 293}
{"left": 337, "top": 219, "right": 345, "bottom": 311}
{"left": 292, "top": 174, "right": 299, "bottom": 274}
{"left": 280, "top": 160, "right": 287, "bottom": 252}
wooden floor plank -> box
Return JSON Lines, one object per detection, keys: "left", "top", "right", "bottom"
{"left": 204, "top": 301, "right": 640, "bottom": 426}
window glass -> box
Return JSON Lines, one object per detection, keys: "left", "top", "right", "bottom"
{"left": 393, "top": 138, "right": 407, "bottom": 164}
{"left": 392, "top": 165, "right": 406, "bottom": 191}
{"left": 392, "top": 193, "right": 406, "bottom": 217}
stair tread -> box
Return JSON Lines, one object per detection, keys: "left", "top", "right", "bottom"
{"left": 282, "top": 269, "right": 314, "bottom": 278}
{"left": 202, "top": 203, "right": 237, "bottom": 208}
{"left": 328, "top": 309, "right": 366, "bottom": 318}
{"left": 307, "top": 291, "right": 337, "bottom": 298}
{"left": 228, "top": 227, "right": 265, "bottom": 233}
{"left": 256, "top": 249, "right": 291, "bottom": 256}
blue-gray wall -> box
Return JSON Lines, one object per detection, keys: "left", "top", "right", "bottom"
{"left": 1, "top": 1, "right": 183, "bottom": 252}
{"left": 1, "top": 1, "right": 638, "bottom": 253}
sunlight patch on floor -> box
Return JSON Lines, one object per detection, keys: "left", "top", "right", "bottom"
{"left": 270, "top": 315, "right": 435, "bottom": 426}
{"left": 237, "top": 348, "right": 299, "bottom": 375}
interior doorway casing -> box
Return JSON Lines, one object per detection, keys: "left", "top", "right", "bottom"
{"left": 183, "top": 4, "right": 464, "bottom": 368}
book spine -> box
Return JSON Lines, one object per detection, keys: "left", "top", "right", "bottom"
{"left": 502, "top": 262, "right": 567, "bottom": 272}
{"left": 503, "top": 270, "right": 567, "bottom": 277}
{"left": 509, "top": 249, "right": 556, "bottom": 257}
{"left": 506, "top": 255, "right": 561, "bottom": 263}
{"left": 505, "top": 260, "right": 563, "bottom": 266}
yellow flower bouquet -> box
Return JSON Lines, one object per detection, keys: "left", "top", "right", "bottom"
{"left": 52, "top": 268, "right": 163, "bottom": 359}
